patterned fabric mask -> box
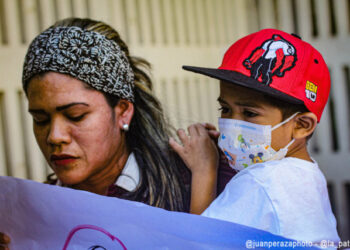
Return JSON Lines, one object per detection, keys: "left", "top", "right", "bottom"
{"left": 218, "top": 113, "right": 298, "bottom": 171}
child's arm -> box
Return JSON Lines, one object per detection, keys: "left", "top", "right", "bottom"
{"left": 169, "top": 123, "right": 219, "bottom": 214}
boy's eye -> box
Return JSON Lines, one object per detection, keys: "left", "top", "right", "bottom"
{"left": 243, "top": 110, "right": 258, "bottom": 118}
{"left": 218, "top": 106, "right": 230, "bottom": 114}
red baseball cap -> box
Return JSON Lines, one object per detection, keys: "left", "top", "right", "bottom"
{"left": 183, "top": 29, "right": 330, "bottom": 122}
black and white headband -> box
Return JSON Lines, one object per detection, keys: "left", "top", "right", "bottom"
{"left": 22, "top": 26, "right": 135, "bottom": 102}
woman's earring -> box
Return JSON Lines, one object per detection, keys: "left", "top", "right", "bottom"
{"left": 122, "top": 124, "right": 129, "bottom": 131}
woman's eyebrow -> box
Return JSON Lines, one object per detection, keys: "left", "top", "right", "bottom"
{"left": 28, "top": 109, "right": 47, "bottom": 114}
{"left": 56, "top": 103, "right": 89, "bottom": 111}
{"left": 28, "top": 103, "right": 89, "bottom": 113}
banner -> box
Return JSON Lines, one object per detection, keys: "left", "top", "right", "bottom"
{"left": 0, "top": 176, "right": 314, "bottom": 249}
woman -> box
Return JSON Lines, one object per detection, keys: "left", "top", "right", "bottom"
{"left": 1, "top": 17, "right": 190, "bottom": 248}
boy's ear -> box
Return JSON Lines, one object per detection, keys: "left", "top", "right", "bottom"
{"left": 292, "top": 112, "right": 317, "bottom": 139}
{"left": 114, "top": 100, "right": 134, "bottom": 130}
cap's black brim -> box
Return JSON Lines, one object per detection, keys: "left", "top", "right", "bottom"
{"left": 183, "top": 65, "right": 304, "bottom": 105}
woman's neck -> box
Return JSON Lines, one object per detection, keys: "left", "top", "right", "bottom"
{"left": 70, "top": 141, "right": 130, "bottom": 195}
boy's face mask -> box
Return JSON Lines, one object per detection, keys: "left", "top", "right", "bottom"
{"left": 218, "top": 113, "right": 298, "bottom": 171}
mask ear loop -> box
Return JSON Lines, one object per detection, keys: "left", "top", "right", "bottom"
{"left": 270, "top": 138, "right": 296, "bottom": 161}
{"left": 272, "top": 112, "right": 300, "bottom": 154}
{"left": 284, "top": 138, "right": 296, "bottom": 149}
{"left": 271, "top": 112, "right": 300, "bottom": 131}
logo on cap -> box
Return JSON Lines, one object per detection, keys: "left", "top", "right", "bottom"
{"left": 305, "top": 80, "right": 318, "bottom": 102}
{"left": 243, "top": 34, "right": 297, "bottom": 85}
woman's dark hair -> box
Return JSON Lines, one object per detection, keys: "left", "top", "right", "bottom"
{"left": 47, "top": 18, "right": 190, "bottom": 212}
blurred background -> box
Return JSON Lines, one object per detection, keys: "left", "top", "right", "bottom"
{"left": 0, "top": 0, "right": 349, "bottom": 240}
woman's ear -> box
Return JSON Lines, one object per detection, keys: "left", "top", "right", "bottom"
{"left": 114, "top": 100, "right": 134, "bottom": 130}
{"left": 292, "top": 112, "right": 318, "bottom": 139}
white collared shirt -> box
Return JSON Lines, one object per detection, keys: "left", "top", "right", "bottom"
{"left": 115, "top": 153, "right": 140, "bottom": 192}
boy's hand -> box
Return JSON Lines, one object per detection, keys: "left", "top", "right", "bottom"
{"left": 201, "top": 123, "right": 220, "bottom": 142}
{"left": 170, "top": 123, "right": 219, "bottom": 214}
{"left": 169, "top": 123, "right": 219, "bottom": 174}
{"left": 0, "top": 232, "right": 10, "bottom": 250}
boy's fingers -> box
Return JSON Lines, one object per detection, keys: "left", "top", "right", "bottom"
{"left": 197, "top": 124, "right": 209, "bottom": 136}
{"left": 169, "top": 137, "right": 183, "bottom": 155}
{"left": 208, "top": 130, "right": 220, "bottom": 139}
{"left": 188, "top": 124, "right": 200, "bottom": 136}
{"left": 177, "top": 129, "right": 188, "bottom": 144}
{"left": 202, "top": 123, "right": 217, "bottom": 131}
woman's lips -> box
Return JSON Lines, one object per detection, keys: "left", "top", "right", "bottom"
{"left": 50, "top": 154, "right": 78, "bottom": 166}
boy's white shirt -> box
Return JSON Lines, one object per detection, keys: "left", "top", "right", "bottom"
{"left": 202, "top": 157, "right": 340, "bottom": 244}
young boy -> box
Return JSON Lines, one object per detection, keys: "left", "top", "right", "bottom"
{"left": 169, "top": 29, "right": 340, "bottom": 244}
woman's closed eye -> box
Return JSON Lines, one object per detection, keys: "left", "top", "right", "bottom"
{"left": 66, "top": 113, "right": 87, "bottom": 122}
{"left": 31, "top": 114, "right": 50, "bottom": 125}
{"left": 33, "top": 118, "right": 49, "bottom": 125}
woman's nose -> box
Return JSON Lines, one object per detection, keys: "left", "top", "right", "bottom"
{"left": 47, "top": 118, "right": 71, "bottom": 146}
